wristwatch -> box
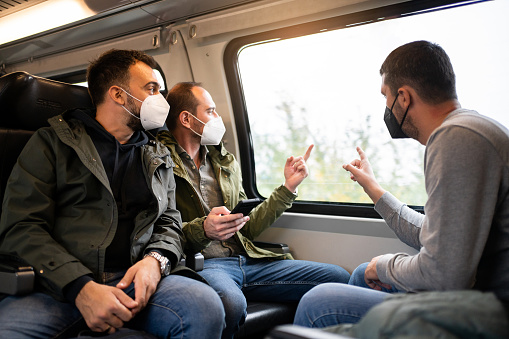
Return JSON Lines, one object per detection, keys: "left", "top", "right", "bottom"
{"left": 144, "top": 251, "right": 171, "bottom": 276}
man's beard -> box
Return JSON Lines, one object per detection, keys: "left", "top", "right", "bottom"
{"left": 126, "top": 95, "right": 143, "bottom": 131}
{"left": 394, "top": 100, "right": 419, "bottom": 140}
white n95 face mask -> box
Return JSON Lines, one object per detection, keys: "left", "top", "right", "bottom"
{"left": 189, "top": 114, "right": 226, "bottom": 145}
{"left": 120, "top": 88, "right": 170, "bottom": 130}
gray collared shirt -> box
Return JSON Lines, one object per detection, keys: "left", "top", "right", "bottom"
{"left": 176, "top": 144, "right": 245, "bottom": 258}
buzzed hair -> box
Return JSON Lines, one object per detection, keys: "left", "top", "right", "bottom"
{"left": 380, "top": 41, "right": 457, "bottom": 105}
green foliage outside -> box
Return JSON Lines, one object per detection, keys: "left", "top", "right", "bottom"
{"left": 250, "top": 100, "right": 427, "bottom": 207}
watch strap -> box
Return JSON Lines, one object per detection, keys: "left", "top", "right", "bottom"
{"left": 144, "top": 251, "right": 170, "bottom": 276}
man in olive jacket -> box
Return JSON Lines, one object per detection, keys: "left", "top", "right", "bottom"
{"left": 157, "top": 82, "right": 350, "bottom": 339}
{"left": 0, "top": 50, "right": 224, "bottom": 338}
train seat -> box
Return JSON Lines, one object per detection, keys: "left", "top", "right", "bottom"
{"left": 0, "top": 71, "right": 94, "bottom": 216}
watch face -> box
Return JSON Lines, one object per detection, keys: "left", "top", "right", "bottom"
{"left": 162, "top": 264, "right": 171, "bottom": 276}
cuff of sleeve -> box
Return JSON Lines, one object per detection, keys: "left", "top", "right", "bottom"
{"left": 374, "top": 192, "right": 405, "bottom": 219}
{"left": 144, "top": 247, "right": 181, "bottom": 270}
{"left": 63, "top": 275, "right": 94, "bottom": 305}
{"left": 183, "top": 218, "right": 212, "bottom": 250}
{"left": 277, "top": 184, "right": 298, "bottom": 202}
{"left": 375, "top": 253, "right": 394, "bottom": 285}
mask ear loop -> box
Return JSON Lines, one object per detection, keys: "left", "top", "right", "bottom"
{"left": 189, "top": 112, "right": 207, "bottom": 125}
{"left": 119, "top": 87, "right": 143, "bottom": 103}
{"left": 118, "top": 87, "right": 143, "bottom": 121}
{"left": 186, "top": 112, "right": 204, "bottom": 137}
{"left": 391, "top": 92, "right": 409, "bottom": 130}
{"left": 399, "top": 105, "right": 410, "bottom": 129}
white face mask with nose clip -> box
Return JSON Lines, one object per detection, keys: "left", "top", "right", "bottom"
{"left": 120, "top": 88, "right": 170, "bottom": 130}
{"left": 189, "top": 114, "right": 226, "bottom": 145}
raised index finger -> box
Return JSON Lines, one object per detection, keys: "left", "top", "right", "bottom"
{"left": 356, "top": 146, "right": 367, "bottom": 161}
{"left": 303, "top": 144, "right": 314, "bottom": 162}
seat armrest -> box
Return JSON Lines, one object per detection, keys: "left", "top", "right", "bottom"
{"left": 179, "top": 252, "right": 205, "bottom": 271}
{"left": 253, "top": 241, "right": 290, "bottom": 254}
{"left": 267, "top": 325, "right": 352, "bottom": 339}
{"left": 0, "top": 254, "right": 34, "bottom": 295}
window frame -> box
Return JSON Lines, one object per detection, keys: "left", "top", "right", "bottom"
{"left": 224, "top": 0, "right": 482, "bottom": 217}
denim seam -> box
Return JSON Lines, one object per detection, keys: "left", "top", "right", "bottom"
{"left": 311, "top": 311, "right": 364, "bottom": 328}
{"left": 146, "top": 302, "right": 184, "bottom": 339}
{"left": 243, "top": 281, "right": 321, "bottom": 288}
{"left": 238, "top": 256, "right": 247, "bottom": 286}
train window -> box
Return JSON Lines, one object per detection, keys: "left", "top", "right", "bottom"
{"left": 228, "top": 0, "right": 509, "bottom": 215}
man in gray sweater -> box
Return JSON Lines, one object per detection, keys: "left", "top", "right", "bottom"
{"left": 293, "top": 40, "right": 509, "bottom": 336}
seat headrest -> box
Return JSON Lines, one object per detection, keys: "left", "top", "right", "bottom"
{"left": 0, "top": 71, "right": 94, "bottom": 131}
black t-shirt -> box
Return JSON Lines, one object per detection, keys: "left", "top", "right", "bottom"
{"left": 73, "top": 110, "right": 152, "bottom": 270}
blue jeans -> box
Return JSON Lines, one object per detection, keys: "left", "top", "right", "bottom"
{"left": 294, "top": 262, "right": 398, "bottom": 328}
{"left": 293, "top": 283, "right": 389, "bottom": 327}
{"left": 0, "top": 274, "right": 225, "bottom": 339}
{"left": 198, "top": 255, "right": 350, "bottom": 339}
{"left": 348, "top": 262, "right": 399, "bottom": 292}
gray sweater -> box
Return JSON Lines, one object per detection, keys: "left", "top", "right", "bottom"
{"left": 376, "top": 109, "right": 509, "bottom": 302}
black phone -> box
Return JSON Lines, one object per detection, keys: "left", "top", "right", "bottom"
{"left": 230, "top": 198, "right": 263, "bottom": 215}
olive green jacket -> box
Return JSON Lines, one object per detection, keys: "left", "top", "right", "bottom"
{"left": 157, "top": 131, "right": 295, "bottom": 259}
{"left": 0, "top": 110, "right": 192, "bottom": 301}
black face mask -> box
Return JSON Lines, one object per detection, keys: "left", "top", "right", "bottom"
{"left": 384, "top": 93, "right": 409, "bottom": 139}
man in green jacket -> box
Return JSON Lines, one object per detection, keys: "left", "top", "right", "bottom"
{"left": 0, "top": 50, "right": 224, "bottom": 338}
{"left": 157, "top": 82, "right": 350, "bottom": 339}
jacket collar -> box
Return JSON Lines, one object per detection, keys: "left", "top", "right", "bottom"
{"left": 157, "top": 130, "right": 231, "bottom": 177}
{"left": 157, "top": 130, "right": 228, "bottom": 158}
{"left": 50, "top": 109, "right": 170, "bottom": 160}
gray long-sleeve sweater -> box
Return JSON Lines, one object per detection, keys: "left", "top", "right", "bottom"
{"left": 375, "top": 108, "right": 509, "bottom": 302}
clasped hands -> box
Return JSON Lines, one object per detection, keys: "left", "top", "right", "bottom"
{"left": 75, "top": 255, "right": 161, "bottom": 334}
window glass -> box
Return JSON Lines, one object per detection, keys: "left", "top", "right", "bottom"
{"left": 153, "top": 69, "right": 166, "bottom": 92}
{"left": 237, "top": 0, "right": 509, "bottom": 206}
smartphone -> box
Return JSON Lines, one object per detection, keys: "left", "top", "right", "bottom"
{"left": 230, "top": 198, "right": 263, "bottom": 215}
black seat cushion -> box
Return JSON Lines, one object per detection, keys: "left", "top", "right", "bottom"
{"left": 235, "top": 301, "right": 298, "bottom": 339}
{"left": 0, "top": 129, "right": 34, "bottom": 215}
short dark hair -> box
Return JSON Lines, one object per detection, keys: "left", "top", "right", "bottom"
{"left": 166, "top": 82, "right": 202, "bottom": 131}
{"left": 87, "top": 49, "right": 157, "bottom": 106}
{"left": 380, "top": 41, "right": 457, "bottom": 104}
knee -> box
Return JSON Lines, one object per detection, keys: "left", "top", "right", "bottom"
{"left": 195, "top": 285, "right": 226, "bottom": 321}
{"left": 298, "top": 283, "right": 361, "bottom": 311}
{"left": 182, "top": 284, "right": 226, "bottom": 335}
{"left": 295, "top": 284, "right": 385, "bottom": 328}
{"left": 294, "top": 284, "right": 339, "bottom": 327}
{"left": 297, "top": 283, "right": 338, "bottom": 316}
{"left": 159, "top": 280, "right": 225, "bottom": 331}
{"left": 217, "top": 289, "right": 247, "bottom": 329}
{"left": 348, "top": 262, "right": 368, "bottom": 286}
{"left": 328, "top": 265, "right": 351, "bottom": 283}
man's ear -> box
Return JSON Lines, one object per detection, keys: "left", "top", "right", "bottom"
{"left": 180, "top": 111, "right": 192, "bottom": 128}
{"left": 398, "top": 87, "right": 412, "bottom": 110}
{"left": 108, "top": 86, "right": 125, "bottom": 105}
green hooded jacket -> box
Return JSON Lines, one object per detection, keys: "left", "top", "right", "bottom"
{"left": 157, "top": 131, "right": 295, "bottom": 259}
{"left": 0, "top": 110, "right": 196, "bottom": 301}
